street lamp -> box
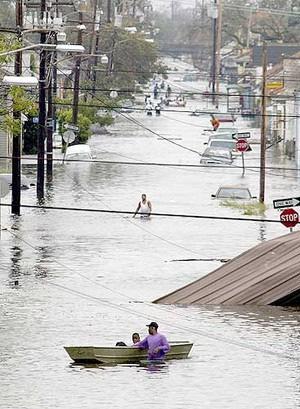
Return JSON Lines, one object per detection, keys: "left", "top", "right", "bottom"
{"left": 0, "top": 43, "right": 85, "bottom": 58}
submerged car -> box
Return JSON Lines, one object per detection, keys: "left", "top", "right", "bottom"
{"left": 205, "top": 132, "right": 238, "bottom": 145}
{"left": 64, "top": 144, "right": 94, "bottom": 162}
{"left": 211, "top": 186, "right": 256, "bottom": 200}
{"left": 200, "top": 147, "right": 233, "bottom": 165}
{"left": 207, "top": 138, "right": 238, "bottom": 152}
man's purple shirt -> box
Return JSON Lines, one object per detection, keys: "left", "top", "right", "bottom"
{"left": 134, "top": 333, "right": 170, "bottom": 360}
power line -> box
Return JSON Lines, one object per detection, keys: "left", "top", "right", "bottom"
{"left": 44, "top": 281, "right": 300, "bottom": 362}
{"left": 50, "top": 100, "right": 300, "bottom": 119}
{"left": 0, "top": 203, "right": 283, "bottom": 223}
{"left": 53, "top": 85, "right": 300, "bottom": 100}
{"left": 2, "top": 155, "right": 300, "bottom": 173}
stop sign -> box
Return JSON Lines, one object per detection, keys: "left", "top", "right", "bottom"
{"left": 280, "top": 208, "right": 299, "bottom": 228}
{"left": 236, "top": 138, "right": 249, "bottom": 152}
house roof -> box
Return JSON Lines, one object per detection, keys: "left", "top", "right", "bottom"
{"left": 154, "top": 230, "right": 300, "bottom": 306}
{"left": 252, "top": 44, "right": 300, "bottom": 66}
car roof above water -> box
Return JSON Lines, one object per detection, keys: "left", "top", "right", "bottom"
{"left": 65, "top": 144, "right": 91, "bottom": 155}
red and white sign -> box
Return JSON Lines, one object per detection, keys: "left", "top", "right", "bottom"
{"left": 236, "top": 138, "right": 249, "bottom": 152}
{"left": 280, "top": 208, "right": 299, "bottom": 228}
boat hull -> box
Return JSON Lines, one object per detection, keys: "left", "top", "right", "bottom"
{"left": 64, "top": 342, "right": 193, "bottom": 364}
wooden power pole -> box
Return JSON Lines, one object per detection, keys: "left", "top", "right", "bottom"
{"left": 12, "top": 0, "right": 23, "bottom": 215}
{"left": 259, "top": 43, "right": 267, "bottom": 203}
{"left": 215, "top": 0, "right": 222, "bottom": 109}
{"left": 37, "top": 0, "right": 47, "bottom": 200}
{"left": 72, "top": 11, "right": 83, "bottom": 126}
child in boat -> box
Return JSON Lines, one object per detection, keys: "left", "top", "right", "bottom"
{"left": 132, "top": 333, "right": 140, "bottom": 344}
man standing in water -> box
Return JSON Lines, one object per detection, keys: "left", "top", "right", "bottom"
{"left": 133, "top": 194, "right": 152, "bottom": 218}
{"left": 133, "top": 322, "right": 170, "bottom": 361}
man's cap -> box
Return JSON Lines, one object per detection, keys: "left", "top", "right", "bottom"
{"left": 146, "top": 321, "right": 158, "bottom": 329}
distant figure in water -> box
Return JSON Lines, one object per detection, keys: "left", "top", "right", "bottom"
{"left": 210, "top": 114, "right": 220, "bottom": 131}
{"left": 133, "top": 194, "right": 152, "bottom": 218}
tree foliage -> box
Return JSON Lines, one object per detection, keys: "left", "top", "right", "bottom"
{"left": 94, "top": 26, "right": 161, "bottom": 89}
{"left": 222, "top": 0, "right": 300, "bottom": 47}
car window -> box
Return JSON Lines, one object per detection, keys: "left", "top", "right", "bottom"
{"left": 210, "top": 140, "right": 235, "bottom": 149}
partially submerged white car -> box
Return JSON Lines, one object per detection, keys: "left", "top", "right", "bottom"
{"left": 65, "top": 144, "right": 94, "bottom": 162}
{"left": 211, "top": 186, "right": 256, "bottom": 200}
{"left": 200, "top": 147, "right": 233, "bottom": 165}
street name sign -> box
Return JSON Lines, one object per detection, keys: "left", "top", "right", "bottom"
{"left": 280, "top": 208, "right": 299, "bottom": 228}
{"left": 273, "top": 197, "right": 300, "bottom": 209}
{"left": 236, "top": 138, "right": 249, "bottom": 152}
{"left": 237, "top": 132, "right": 250, "bottom": 139}
{"left": 64, "top": 123, "right": 79, "bottom": 132}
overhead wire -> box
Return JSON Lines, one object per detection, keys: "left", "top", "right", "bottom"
{"left": 1, "top": 202, "right": 297, "bottom": 361}
{"left": 0, "top": 203, "right": 283, "bottom": 223}
{"left": 50, "top": 99, "right": 300, "bottom": 119}
{"left": 3, "top": 221, "right": 295, "bottom": 361}
{"left": 44, "top": 280, "right": 300, "bottom": 362}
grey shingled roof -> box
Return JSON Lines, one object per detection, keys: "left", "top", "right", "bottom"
{"left": 154, "top": 231, "right": 300, "bottom": 306}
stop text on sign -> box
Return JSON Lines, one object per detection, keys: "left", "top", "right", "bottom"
{"left": 280, "top": 208, "right": 299, "bottom": 228}
{"left": 236, "top": 138, "right": 248, "bottom": 152}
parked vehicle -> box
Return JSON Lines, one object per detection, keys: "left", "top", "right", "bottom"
{"left": 211, "top": 186, "right": 256, "bottom": 200}
{"left": 200, "top": 147, "right": 233, "bottom": 165}
{"left": 204, "top": 132, "right": 237, "bottom": 145}
{"left": 207, "top": 138, "right": 239, "bottom": 154}
{"left": 64, "top": 144, "right": 94, "bottom": 162}
{"left": 216, "top": 127, "right": 238, "bottom": 134}
{"left": 53, "top": 132, "right": 62, "bottom": 149}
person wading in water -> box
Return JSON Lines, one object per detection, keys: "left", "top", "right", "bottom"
{"left": 133, "top": 194, "right": 152, "bottom": 218}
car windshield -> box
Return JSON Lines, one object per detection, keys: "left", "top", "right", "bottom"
{"left": 217, "top": 188, "right": 251, "bottom": 199}
{"left": 210, "top": 140, "right": 235, "bottom": 149}
{"left": 203, "top": 149, "right": 231, "bottom": 159}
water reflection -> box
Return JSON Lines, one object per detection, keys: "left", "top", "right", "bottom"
{"left": 258, "top": 223, "right": 267, "bottom": 241}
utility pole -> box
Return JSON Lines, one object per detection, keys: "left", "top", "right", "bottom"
{"left": 87, "top": 0, "right": 98, "bottom": 83}
{"left": 171, "top": 0, "right": 175, "bottom": 21}
{"left": 46, "top": 34, "right": 55, "bottom": 182}
{"left": 215, "top": 0, "right": 222, "bottom": 109}
{"left": 295, "top": 90, "right": 300, "bottom": 168}
{"left": 72, "top": 11, "right": 83, "bottom": 126}
{"left": 12, "top": 0, "right": 23, "bottom": 215}
{"left": 259, "top": 43, "right": 267, "bottom": 203}
{"left": 211, "top": 0, "right": 217, "bottom": 106}
{"left": 37, "top": 0, "right": 47, "bottom": 200}
{"left": 107, "top": 0, "right": 111, "bottom": 23}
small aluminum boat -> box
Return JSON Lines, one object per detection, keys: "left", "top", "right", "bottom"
{"left": 64, "top": 341, "right": 193, "bottom": 364}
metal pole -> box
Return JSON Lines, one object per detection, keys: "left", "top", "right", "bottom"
{"left": 37, "top": 0, "right": 47, "bottom": 200}
{"left": 242, "top": 152, "right": 245, "bottom": 177}
{"left": 12, "top": 0, "right": 23, "bottom": 215}
{"left": 46, "top": 36, "right": 54, "bottom": 181}
{"left": 72, "top": 11, "right": 83, "bottom": 126}
{"left": 295, "top": 90, "right": 300, "bottom": 167}
{"left": 259, "top": 43, "right": 267, "bottom": 203}
{"left": 107, "top": 0, "right": 111, "bottom": 23}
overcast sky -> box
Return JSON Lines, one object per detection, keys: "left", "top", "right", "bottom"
{"left": 151, "top": 0, "right": 197, "bottom": 13}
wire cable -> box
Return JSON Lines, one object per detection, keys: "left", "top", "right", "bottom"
{"left": 0, "top": 203, "right": 282, "bottom": 223}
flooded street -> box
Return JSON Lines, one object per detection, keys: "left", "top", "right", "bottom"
{"left": 1, "top": 79, "right": 300, "bottom": 408}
